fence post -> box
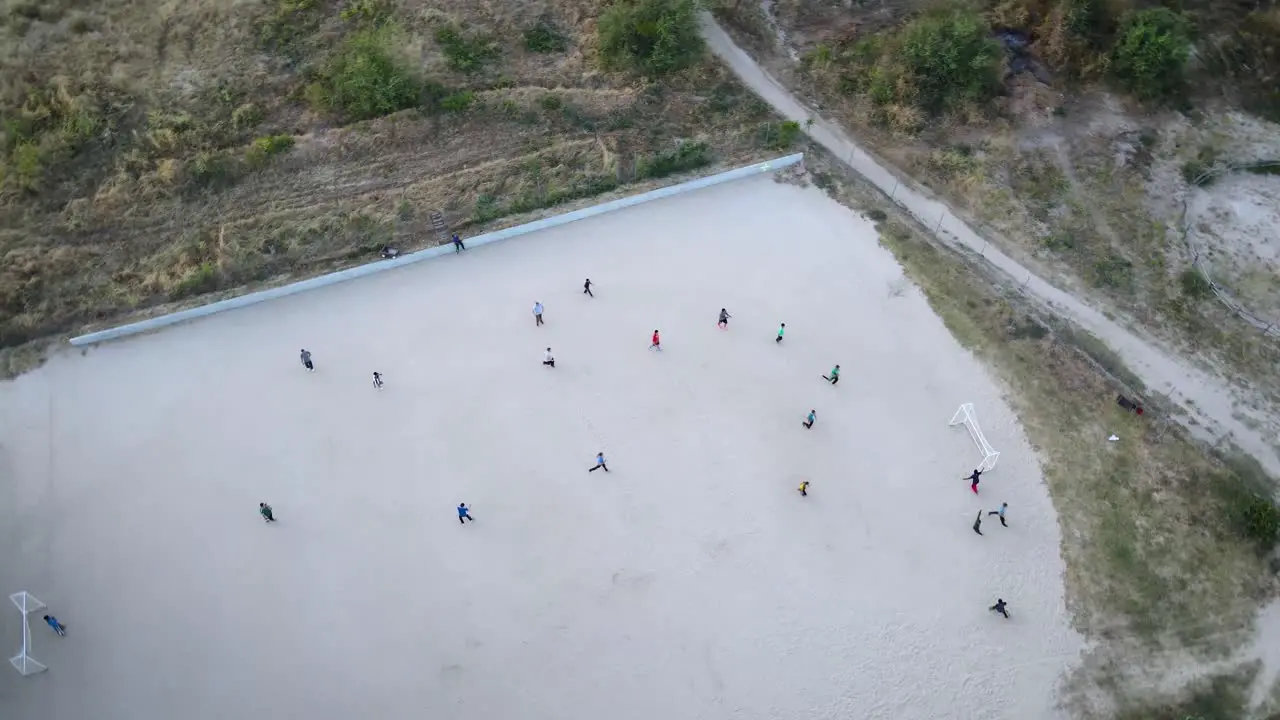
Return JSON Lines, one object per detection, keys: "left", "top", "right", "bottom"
{"left": 935, "top": 211, "right": 944, "bottom": 234}
{"left": 890, "top": 179, "right": 899, "bottom": 201}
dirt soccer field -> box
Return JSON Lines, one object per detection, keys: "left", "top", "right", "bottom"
{"left": 0, "top": 172, "right": 1082, "bottom": 719}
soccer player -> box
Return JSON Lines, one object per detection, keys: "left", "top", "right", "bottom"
{"left": 824, "top": 365, "right": 840, "bottom": 385}
{"left": 43, "top": 615, "right": 66, "bottom": 636}
{"left": 259, "top": 503, "right": 276, "bottom": 522}
{"left": 452, "top": 233, "right": 466, "bottom": 253}
{"left": 718, "top": 308, "right": 731, "bottom": 329}
{"left": 990, "top": 598, "right": 1009, "bottom": 619}
{"left": 583, "top": 278, "right": 593, "bottom": 297}
{"left": 300, "top": 349, "right": 314, "bottom": 372}
{"left": 543, "top": 348, "right": 555, "bottom": 368}
{"left": 588, "top": 452, "right": 609, "bottom": 473}
{"left": 972, "top": 510, "right": 983, "bottom": 535}
{"left": 458, "top": 503, "right": 473, "bottom": 524}
{"left": 372, "top": 372, "right": 383, "bottom": 389}
{"left": 803, "top": 409, "right": 816, "bottom": 429}
{"left": 649, "top": 330, "right": 661, "bottom": 350}
{"left": 775, "top": 323, "right": 786, "bottom": 344}
{"left": 533, "top": 302, "right": 544, "bottom": 326}
{"left": 798, "top": 481, "right": 810, "bottom": 497}
{"left": 966, "top": 468, "right": 983, "bottom": 494}
{"left": 988, "top": 502, "right": 1008, "bottom": 527}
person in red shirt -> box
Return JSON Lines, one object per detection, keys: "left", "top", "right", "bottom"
{"left": 649, "top": 330, "right": 661, "bottom": 350}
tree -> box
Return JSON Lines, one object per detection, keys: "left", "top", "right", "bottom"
{"left": 1110, "top": 8, "right": 1191, "bottom": 102}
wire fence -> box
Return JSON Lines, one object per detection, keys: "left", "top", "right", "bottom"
{"left": 1181, "top": 161, "right": 1280, "bottom": 340}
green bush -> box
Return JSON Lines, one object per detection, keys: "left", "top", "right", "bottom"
{"left": 539, "top": 94, "right": 563, "bottom": 111}
{"left": 436, "top": 25, "right": 500, "bottom": 73}
{"left": 260, "top": 0, "right": 320, "bottom": 56}
{"left": 245, "top": 134, "right": 295, "bottom": 167}
{"left": 635, "top": 140, "right": 711, "bottom": 179}
{"left": 187, "top": 151, "right": 239, "bottom": 190}
{"left": 171, "top": 261, "right": 220, "bottom": 299}
{"left": 1178, "top": 268, "right": 1213, "bottom": 300}
{"left": 8, "top": 142, "right": 44, "bottom": 192}
{"left": 598, "top": 0, "right": 703, "bottom": 77}
{"left": 891, "top": 9, "right": 1002, "bottom": 115}
{"left": 1090, "top": 254, "right": 1133, "bottom": 289}
{"left": 308, "top": 26, "right": 421, "bottom": 120}
{"left": 523, "top": 16, "right": 568, "bottom": 53}
{"left": 1109, "top": 8, "right": 1191, "bottom": 102}
{"left": 440, "top": 91, "right": 476, "bottom": 112}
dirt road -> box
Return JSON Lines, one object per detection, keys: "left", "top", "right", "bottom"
{"left": 700, "top": 13, "right": 1280, "bottom": 477}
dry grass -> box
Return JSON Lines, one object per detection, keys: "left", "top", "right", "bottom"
{"left": 805, "top": 149, "right": 1276, "bottom": 713}
{"left": 0, "top": 0, "right": 783, "bottom": 347}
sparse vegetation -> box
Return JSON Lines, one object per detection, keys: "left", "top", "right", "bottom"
{"left": 1179, "top": 268, "right": 1213, "bottom": 300}
{"left": 635, "top": 140, "right": 712, "bottom": 179}
{"left": 435, "top": 24, "right": 501, "bottom": 74}
{"left": 598, "top": 0, "right": 704, "bottom": 77}
{"left": 760, "top": 120, "right": 802, "bottom": 150}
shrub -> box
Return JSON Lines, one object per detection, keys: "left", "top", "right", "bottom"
{"left": 187, "top": 151, "right": 239, "bottom": 190}
{"left": 539, "top": 94, "right": 563, "bottom": 111}
{"left": 8, "top": 142, "right": 44, "bottom": 192}
{"left": 171, "top": 261, "right": 220, "bottom": 299}
{"left": 598, "top": 0, "right": 703, "bottom": 77}
{"left": 523, "top": 16, "right": 568, "bottom": 53}
{"left": 260, "top": 0, "right": 321, "bottom": 56}
{"left": 760, "top": 120, "right": 802, "bottom": 150}
{"left": 1109, "top": 8, "right": 1191, "bottom": 102}
{"left": 1178, "top": 268, "right": 1213, "bottom": 300}
{"left": 245, "top": 134, "right": 295, "bottom": 167}
{"left": 231, "top": 103, "right": 264, "bottom": 130}
{"left": 440, "top": 91, "right": 476, "bottom": 112}
{"left": 635, "top": 139, "right": 711, "bottom": 179}
{"left": 436, "top": 25, "right": 500, "bottom": 73}
{"left": 308, "top": 26, "right": 421, "bottom": 120}
{"left": 866, "top": 208, "right": 888, "bottom": 222}
{"left": 892, "top": 9, "right": 1002, "bottom": 115}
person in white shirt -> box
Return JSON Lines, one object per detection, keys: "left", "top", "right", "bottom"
{"left": 543, "top": 347, "right": 555, "bottom": 368}
{"left": 533, "top": 301, "right": 544, "bottom": 326}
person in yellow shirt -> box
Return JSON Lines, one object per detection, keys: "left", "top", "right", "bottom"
{"left": 797, "top": 481, "right": 810, "bottom": 497}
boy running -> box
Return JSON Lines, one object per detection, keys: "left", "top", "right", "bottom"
{"left": 43, "top": 615, "right": 66, "bottom": 636}
{"left": 718, "top": 308, "right": 731, "bottom": 329}
{"left": 457, "top": 503, "right": 473, "bottom": 524}
{"left": 966, "top": 468, "right": 983, "bottom": 494}
{"left": 583, "top": 278, "right": 593, "bottom": 297}
{"left": 300, "top": 349, "right": 314, "bottom": 372}
{"left": 824, "top": 365, "right": 840, "bottom": 385}
{"left": 649, "top": 330, "right": 661, "bottom": 350}
{"left": 776, "top": 323, "right": 786, "bottom": 343}
{"left": 798, "top": 481, "right": 810, "bottom": 497}
{"left": 803, "top": 409, "right": 816, "bottom": 429}
{"left": 543, "top": 348, "right": 555, "bottom": 368}
{"left": 372, "top": 372, "right": 383, "bottom": 389}
{"left": 259, "top": 503, "right": 276, "bottom": 522}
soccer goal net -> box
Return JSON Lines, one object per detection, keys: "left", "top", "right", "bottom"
{"left": 949, "top": 403, "right": 1001, "bottom": 472}
{"left": 9, "top": 591, "right": 48, "bottom": 676}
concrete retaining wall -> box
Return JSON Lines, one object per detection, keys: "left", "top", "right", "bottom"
{"left": 70, "top": 153, "right": 804, "bottom": 346}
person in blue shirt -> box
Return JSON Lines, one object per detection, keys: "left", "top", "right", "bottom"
{"left": 43, "top": 615, "right": 66, "bottom": 636}
{"left": 533, "top": 302, "right": 544, "bottom": 326}
{"left": 452, "top": 233, "right": 466, "bottom": 253}
{"left": 457, "top": 503, "right": 473, "bottom": 524}
{"left": 987, "top": 502, "right": 1008, "bottom": 527}
{"left": 803, "top": 409, "right": 816, "bottom": 429}
{"left": 588, "top": 452, "right": 609, "bottom": 473}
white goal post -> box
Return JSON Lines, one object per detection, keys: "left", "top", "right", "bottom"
{"left": 949, "top": 403, "right": 1001, "bottom": 472}
{"left": 9, "top": 591, "right": 48, "bottom": 676}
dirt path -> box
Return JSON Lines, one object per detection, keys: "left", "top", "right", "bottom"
{"left": 700, "top": 14, "right": 1280, "bottom": 477}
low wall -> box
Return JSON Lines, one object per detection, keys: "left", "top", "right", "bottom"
{"left": 69, "top": 153, "right": 804, "bottom": 346}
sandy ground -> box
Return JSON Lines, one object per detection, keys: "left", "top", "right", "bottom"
{"left": 0, "top": 174, "right": 1081, "bottom": 719}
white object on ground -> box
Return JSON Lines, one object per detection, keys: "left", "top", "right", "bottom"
{"left": 1109, "top": 435, "right": 1119, "bottom": 442}
{"left": 950, "top": 403, "right": 1001, "bottom": 471}
{"left": 9, "top": 591, "right": 48, "bottom": 676}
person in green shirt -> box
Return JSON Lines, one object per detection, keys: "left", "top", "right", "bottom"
{"left": 775, "top": 323, "right": 786, "bottom": 344}
{"left": 259, "top": 503, "right": 276, "bottom": 522}
{"left": 803, "top": 409, "right": 816, "bottom": 429}
{"left": 824, "top": 365, "right": 840, "bottom": 385}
